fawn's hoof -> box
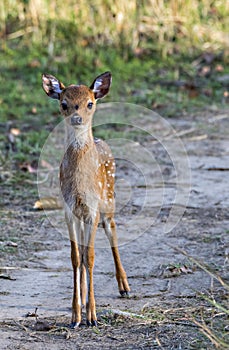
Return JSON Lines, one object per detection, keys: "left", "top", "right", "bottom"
{"left": 70, "top": 321, "right": 80, "bottom": 329}
{"left": 120, "top": 290, "right": 130, "bottom": 298}
{"left": 86, "top": 319, "right": 98, "bottom": 327}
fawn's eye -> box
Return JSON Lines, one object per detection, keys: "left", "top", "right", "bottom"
{"left": 87, "top": 102, "right": 93, "bottom": 109}
{"left": 75, "top": 104, "right": 79, "bottom": 110}
{"left": 61, "top": 101, "right": 68, "bottom": 111}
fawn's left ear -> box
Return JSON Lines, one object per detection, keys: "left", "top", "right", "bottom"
{"left": 42, "top": 74, "right": 65, "bottom": 99}
{"left": 90, "top": 71, "right": 112, "bottom": 99}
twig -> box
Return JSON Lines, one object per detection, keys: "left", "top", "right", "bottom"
{"left": 7, "top": 27, "right": 34, "bottom": 39}
{"left": 208, "top": 114, "right": 229, "bottom": 123}
{"left": 197, "top": 293, "right": 229, "bottom": 315}
{"left": 103, "top": 308, "right": 148, "bottom": 319}
{"left": 169, "top": 245, "right": 229, "bottom": 291}
{"left": 107, "top": 335, "right": 125, "bottom": 342}
{"left": 187, "top": 134, "right": 208, "bottom": 141}
{"left": 25, "top": 172, "right": 50, "bottom": 184}
{"left": 150, "top": 127, "right": 198, "bottom": 145}
{"left": 155, "top": 331, "right": 164, "bottom": 349}
{"left": 0, "top": 274, "right": 16, "bottom": 280}
{"left": 163, "top": 306, "right": 201, "bottom": 314}
{"left": 205, "top": 167, "right": 229, "bottom": 171}
{"left": 188, "top": 317, "right": 228, "bottom": 348}
{"left": 167, "top": 127, "right": 196, "bottom": 138}
{"left": 13, "top": 321, "right": 29, "bottom": 332}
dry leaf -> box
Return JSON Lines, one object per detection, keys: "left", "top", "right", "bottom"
{"left": 33, "top": 197, "right": 63, "bottom": 210}
{"left": 215, "top": 64, "right": 224, "bottom": 72}
{"left": 40, "top": 159, "right": 53, "bottom": 170}
{"left": 25, "top": 307, "right": 39, "bottom": 318}
{"left": 10, "top": 128, "right": 21, "bottom": 136}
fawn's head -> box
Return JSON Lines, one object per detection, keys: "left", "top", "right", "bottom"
{"left": 42, "top": 72, "right": 112, "bottom": 128}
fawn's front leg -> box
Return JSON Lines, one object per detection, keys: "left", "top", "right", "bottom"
{"left": 80, "top": 264, "right": 87, "bottom": 307}
{"left": 84, "top": 213, "right": 100, "bottom": 326}
{"left": 66, "top": 217, "right": 82, "bottom": 328}
{"left": 70, "top": 240, "right": 81, "bottom": 327}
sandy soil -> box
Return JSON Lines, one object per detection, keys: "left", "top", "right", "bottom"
{"left": 0, "top": 108, "right": 228, "bottom": 349}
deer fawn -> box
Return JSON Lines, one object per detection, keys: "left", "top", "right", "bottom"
{"left": 42, "top": 72, "right": 130, "bottom": 327}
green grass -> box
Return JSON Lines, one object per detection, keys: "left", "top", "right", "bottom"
{"left": 0, "top": 43, "right": 228, "bottom": 182}
{"left": 0, "top": 0, "right": 228, "bottom": 185}
{"left": 1, "top": 0, "right": 228, "bottom": 57}
{"left": 0, "top": 6, "right": 227, "bottom": 346}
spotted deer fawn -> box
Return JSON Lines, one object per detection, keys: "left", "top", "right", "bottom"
{"left": 42, "top": 72, "right": 130, "bottom": 327}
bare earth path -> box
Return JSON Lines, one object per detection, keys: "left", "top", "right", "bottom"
{"left": 0, "top": 109, "right": 228, "bottom": 349}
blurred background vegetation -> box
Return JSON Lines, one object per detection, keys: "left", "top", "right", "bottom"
{"left": 0, "top": 0, "right": 228, "bottom": 176}
{"left": 1, "top": 4, "right": 228, "bottom": 346}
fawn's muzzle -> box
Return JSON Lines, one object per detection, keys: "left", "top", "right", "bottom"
{"left": 71, "top": 115, "right": 82, "bottom": 126}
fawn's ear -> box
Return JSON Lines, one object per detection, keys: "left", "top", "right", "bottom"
{"left": 42, "top": 74, "right": 65, "bottom": 99}
{"left": 90, "top": 71, "right": 112, "bottom": 99}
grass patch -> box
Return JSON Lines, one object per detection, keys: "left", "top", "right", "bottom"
{"left": 0, "top": 7, "right": 227, "bottom": 348}
{"left": 1, "top": 0, "right": 228, "bottom": 57}
{"left": 1, "top": 42, "right": 227, "bottom": 191}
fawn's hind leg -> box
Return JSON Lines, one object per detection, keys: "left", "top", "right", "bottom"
{"left": 103, "top": 216, "right": 130, "bottom": 296}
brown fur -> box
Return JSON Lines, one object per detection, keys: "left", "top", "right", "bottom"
{"left": 42, "top": 72, "right": 130, "bottom": 327}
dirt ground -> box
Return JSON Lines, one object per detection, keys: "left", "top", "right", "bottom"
{"left": 0, "top": 107, "right": 228, "bottom": 349}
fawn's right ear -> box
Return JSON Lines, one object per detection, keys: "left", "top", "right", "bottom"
{"left": 42, "top": 74, "right": 65, "bottom": 99}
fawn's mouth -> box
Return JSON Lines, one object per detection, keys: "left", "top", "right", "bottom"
{"left": 70, "top": 115, "right": 82, "bottom": 126}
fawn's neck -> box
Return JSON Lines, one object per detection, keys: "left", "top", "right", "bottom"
{"left": 65, "top": 122, "right": 94, "bottom": 150}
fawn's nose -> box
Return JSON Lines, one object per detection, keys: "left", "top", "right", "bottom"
{"left": 71, "top": 115, "right": 82, "bottom": 126}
